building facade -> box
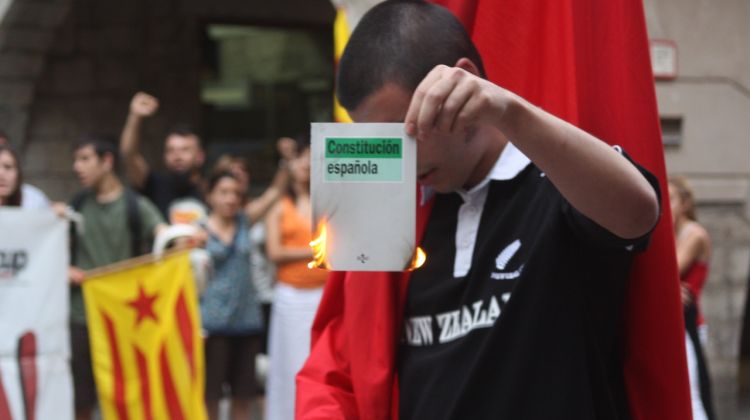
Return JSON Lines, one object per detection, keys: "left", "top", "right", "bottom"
{"left": 645, "top": 0, "right": 750, "bottom": 418}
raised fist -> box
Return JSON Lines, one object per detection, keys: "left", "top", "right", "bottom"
{"left": 130, "top": 91, "right": 159, "bottom": 117}
{"left": 277, "top": 136, "right": 298, "bottom": 162}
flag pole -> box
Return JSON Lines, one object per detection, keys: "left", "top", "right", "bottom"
{"left": 83, "top": 246, "right": 192, "bottom": 279}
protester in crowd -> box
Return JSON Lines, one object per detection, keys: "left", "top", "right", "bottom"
{"left": 276, "top": 136, "right": 298, "bottom": 167}
{"left": 213, "top": 141, "right": 300, "bottom": 400}
{"left": 119, "top": 92, "right": 206, "bottom": 221}
{"left": 297, "top": 2, "right": 662, "bottom": 418}
{"left": 0, "top": 144, "right": 23, "bottom": 207}
{"left": 0, "top": 133, "right": 51, "bottom": 209}
{"left": 212, "top": 154, "right": 276, "bottom": 341}
{"left": 670, "top": 176, "right": 716, "bottom": 420}
{"left": 200, "top": 169, "right": 270, "bottom": 420}
{"left": 260, "top": 136, "right": 302, "bottom": 338}
{"left": 264, "top": 145, "right": 327, "bottom": 420}
{"left": 207, "top": 152, "right": 288, "bottom": 412}
{"left": 214, "top": 155, "right": 251, "bottom": 196}
{"left": 65, "top": 137, "right": 165, "bottom": 420}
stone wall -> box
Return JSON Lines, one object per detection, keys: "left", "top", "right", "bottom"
{"left": 645, "top": 1, "right": 750, "bottom": 418}
{"left": 0, "top": 0, "right": 334, "bottom": 201}
{"left": 22, "top": 0, "right": 203, "bottom": 199}
{"left": 0, "top": 0, "right": 71, "bottom": 151}
{"left": 699, "top": 204, "right": 750, "bottom": 419}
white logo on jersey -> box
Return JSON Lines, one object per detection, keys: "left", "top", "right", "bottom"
{"left": 495, "top": 239, "right": 521, "bottom": 270}
{"left": 491, "top": 240, "right": 524, "bottom": 280}
{"left": 402, "top": 293, "right": 512, "bottom": 346}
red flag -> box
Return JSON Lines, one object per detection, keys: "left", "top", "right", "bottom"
{"left": 434, "top": 0, "right": 691, "bottom": 418}
{"left": 297, "top": 1, "right": 690, "bottom": 419}
{"left": 0, "top": 367, "right": 11, "bottom": 420}
{"left": 297, "top": 193, "right": 433, "bottom": 419}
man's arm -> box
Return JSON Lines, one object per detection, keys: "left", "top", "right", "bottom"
{"left": 120, "top": 92, "right": 158, "bottom": 190}
{"left": 405, "top": 62, "right": 659, "bottom": 239}
{"left": 68, "top": 266, "right": 86, "bottom": 285}
{"left": 245, "top": 165, "right": 290, "bottom": 223}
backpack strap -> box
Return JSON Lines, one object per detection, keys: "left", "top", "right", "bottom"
{"left": 124, "top": 189, "right": 143, "bottom": 257}
{"left": 69, "top": 189, "right": 146, "bottom": 262}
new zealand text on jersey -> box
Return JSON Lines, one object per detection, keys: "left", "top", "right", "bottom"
{"left": 403, "top": 292, "right": 512, "bottom": 346}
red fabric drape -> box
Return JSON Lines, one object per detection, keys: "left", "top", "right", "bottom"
{"left": 434, "top": 0, "right": 691, "bottom": 418}
{"left": 297, "top": 1, "right": 691, "bottom": 419}
{"left": 297, "top": 196, "right": 433, "bottom": 419}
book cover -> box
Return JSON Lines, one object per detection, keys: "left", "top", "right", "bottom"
{"left": 310, "top": 123, "right": 417, "bottom": 271}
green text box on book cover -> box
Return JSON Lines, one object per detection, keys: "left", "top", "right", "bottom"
{"left": 324, "top": 137, "right": 403, "bottom": 182}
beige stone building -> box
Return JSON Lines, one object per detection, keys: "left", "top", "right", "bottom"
{"left": 645, "top": 0, "right": 750, "bottom": 418}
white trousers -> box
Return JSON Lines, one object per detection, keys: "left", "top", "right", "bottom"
{"left": 686, "top": 332, "right": 709, "bottom": 420}
{"left": 265, "top": 283, "right": 323, "bottom": 420}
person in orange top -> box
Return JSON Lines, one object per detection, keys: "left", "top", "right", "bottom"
{"left": 669, "top": 176, "right": 715, "bottom": 420}
{"left": 264, "top": 145, "right": 326, "bottom": 420}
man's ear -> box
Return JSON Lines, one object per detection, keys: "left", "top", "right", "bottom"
{"left": 455, "top": 58, "right": 481, "bottom": 77}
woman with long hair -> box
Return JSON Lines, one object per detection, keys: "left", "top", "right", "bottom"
{"left": 669, "top": 176, "right": 716, "bottom": 420}
{"left": 0, "top": 145, "right": 23, "bottom": 207}
{"left": 264, "top": 146, "right": 327, "bottom": 420}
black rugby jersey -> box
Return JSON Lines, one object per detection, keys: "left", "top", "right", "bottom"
{"left": 398, "top": 149, "right": 659, "bottom": 420}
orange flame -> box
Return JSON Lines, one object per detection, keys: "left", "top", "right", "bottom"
{"left": 405, "top": 247, "right": 427, "bottom": 271}
{"left": 308, "top": 220, "right": 330, "bottom": 269}
{"left": 308, "top": 219, "right": 425, "bottom": 271}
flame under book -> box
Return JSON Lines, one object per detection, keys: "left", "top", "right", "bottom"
{"left": 309, "top": 123, "right": 423, "bottom": 272}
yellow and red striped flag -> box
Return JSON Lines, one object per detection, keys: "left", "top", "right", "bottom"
{"left": 83, "top": 251, "right": 206, "bottom": 420}
{"left": 333, "top": 8, "right": 353, "bottom": 123}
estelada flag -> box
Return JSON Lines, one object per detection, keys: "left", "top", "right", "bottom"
{"left": 298, "top": 0, "right": 691, "bottom": 419}
{"left": 333, "top": 7, "right": 353, "bottom": 123}
{"left": 83, "top": 251, "right": 206, "bottom": 420}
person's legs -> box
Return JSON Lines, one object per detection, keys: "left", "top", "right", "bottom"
{"left": 686, "top": 332, "right": 709, "bottom": 420}
{"left": 204, "top": 335, "right": 230, "bottom": 420}
{"left": 260, "top": 302, "right": 272, "bottom": 355}
{"left": 265, "top": 284, "right": 323, "bottom": 420}
{"left": 227, "top": 335, "right": 260, "bottom": 419}
{"left": 265, "top": 296, "right": 284, "bottom": 420}
{"left": 230, "top": 399, "right": 251, "bottom": 420}
{"left": 74, "top": 408, "right": 93, "bottom": 420}
{"left": 70, "top": 324, "right": 97, "bottom": 420}
{"left": 256, "top": 302, "right": 272, "bottom": 399}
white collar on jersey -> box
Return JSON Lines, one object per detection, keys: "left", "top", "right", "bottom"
{"left": 420, "top": 141, "right": 531, "bottom": 206}
{"left": 484, "top": 141, "right": 532, "bottom": 182}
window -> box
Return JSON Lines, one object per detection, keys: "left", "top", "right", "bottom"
{"left": 660, "top": 117, "right": 683, "bottom": 147}
{"left": 200, "top": 24, "right": 333, "bottom": 187}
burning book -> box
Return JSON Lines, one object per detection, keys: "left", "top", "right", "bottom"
{"left": 310, "top": 123, "right": 422, "bottom": 271}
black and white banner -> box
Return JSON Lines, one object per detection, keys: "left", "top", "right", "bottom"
{"left": 0, "top": 209, "right": 72, "bottom": 420}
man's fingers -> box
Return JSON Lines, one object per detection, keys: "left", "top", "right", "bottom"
{"left": 435, "top": 77, "right": 475, "bottom": 133}
{"left": 415, "top": 76, "right": 459, "bottom": 136}
{"left": 405, "top": 66, "right": 446, "bottom": 136}
{"left": 452, "top": 89, "right": 490, "bottom": 135}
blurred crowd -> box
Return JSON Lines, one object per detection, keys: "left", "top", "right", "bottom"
{"left": 0, "top": 91, "right": 323, "bottom": 420}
